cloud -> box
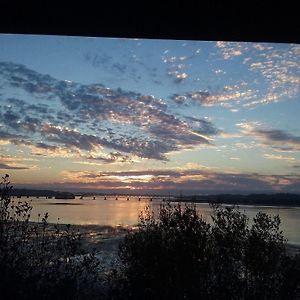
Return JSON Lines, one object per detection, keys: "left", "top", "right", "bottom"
{"left": 219, "top": 132, "right": 242, "bottom": 139}
{"left": 0, "top": 130, "right": 25, "bottom": 142}
{"left": 184, "top": 117, "right": 219, "bottom": 136}
{"left": 216, "top": 41, "right": 244, "bottom": 60}
{"left": 0, "top": 162, "right": 29, "bottom": 170}
{"left": 187, "top": 91, "right": 211, "bottom": 105}
{"left": 238, "top": 122, "right": 300, "bottom": 151}
{"left": 84, "top": 48, "right": 158, "bottom": 83}
{"left": 242, "top": 43, "right": 300, "bottom": 107}
{"left": 161, "top": 54, "right": 191, "bottom": 83}
{"left": 174, "top": 72, "right": 188, "bottom": 83}
{"left": 291, "top": 164, "right": 300, "bottom": 169}
{"left": 112, "top": 63, "right": 127, "bottom": 73}
{"left": 169, "top": 94, "right": 188, "bottom": 104}
{"left": 0, "top": 155, "right": 37, "bottom": 170}
{"left": 9, "top": 139, "right": 80, "bottom": 158}
{"left": 263, "top": 154, "right": 296, "bottom": 161}
{"left": 41, "top": 124, "right": 102, "bottom": 151}
{"left": 39, "top": 123, "right": 175, "bottom": 160}
{"left": 170, "top": 89, "right": 255, "bottom": 108}
{"left": 84, "top": 152, "right": 133, "bottom": 164}
{"left": 0, "top": 109, "right": 41, "bottom": 133}
{"left": 173, "top": 42, "right": 300, "bottom": 110}
{"left": 0, "top": 155, "right": 37, "bottom": 162}
{"left": 0, "top": 62, "right": 220, "bottom": 161}
{"left": 84, "top": 52, "right": 113, "bottom": 68}
{"left": 59, "top": 168, "right": 300, "bottom": 193}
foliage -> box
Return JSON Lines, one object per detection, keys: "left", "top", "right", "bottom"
{"left": 0, "top": 175, "right": 102, "bottom": 300}
{"left": 108, "top": 202, "right": 300, "bottom": 300}
{"left": 2, "top": 173, "right": 300, "bottom": 299}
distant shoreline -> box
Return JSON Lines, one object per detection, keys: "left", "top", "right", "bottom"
{"left": 170, "top": 199, "right": 300, "bottom": 208}
{"left": 10, "top": 188, "right": 75, "bottom": 199}
{"left": 170, "top": 193, "right": 300, "bottom": 208}
{"left": 10, "top": 189, "right": 300, "bottom": 208}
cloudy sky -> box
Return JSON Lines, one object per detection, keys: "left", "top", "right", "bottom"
{"left": 0, "top": 34, "right": 300, "bottom": 194}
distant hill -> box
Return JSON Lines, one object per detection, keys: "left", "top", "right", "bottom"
{"left": 9, "top": 188, "right": 75, "bottom": 199}
{"left": 174, "top": 193, "right": 300, "bottom": 207}
{"left": 8, "top": 189, "right": 300, "bottom": 206}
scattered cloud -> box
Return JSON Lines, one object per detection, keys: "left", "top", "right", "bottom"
{"left": 0, "top": 62, "right": 220, "bottom": 162}
{"left": 0, "top": 130, "right": 26, "bottom": 145}
{"left": 263, "top": 154, "right": 296, "bottom": 161}
{"left": 216, "top": 41, "right": 245, "bottom": 60}
{"left": 184, "top": 116, "right": 219, "bottom": 136}
{"left": 170, "top": 88, "right": 255, "bottom": 108}
{"left": 0, "top": 162, "right": 29, "bottom": 170}
{"left": 59, "top": 168, "right": 300, "bottom": 193}
{"left": 291, "top": 164, "right": 300, "bottom": 169}
{"left": 219, "top": 132, "right": 242, "bottom": 139}
{"left": 238, "top": 122, "right": 300, "bottom": 151}
{"left": 84, "top": 47, "right": 159, "bottom": 83}
{"left": 178, "top": 42, "right": 300, "bottom": 110}
{"left": 242, "top": 43, "right": 300, "bottom": 107}
{"left": 0, "top": 155, "right": 30, "bottom": 170}
{"left": 161, "top": 53, "right": 191, "bottom": 83}
{"left": 84, "top": 152, "right": 133, "bottom": 164}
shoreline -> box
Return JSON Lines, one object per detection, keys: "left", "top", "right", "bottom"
{"left": 44, "top": 222, "right": 300, "bottom": 254}
{"left": 169, "top": 199, "right": 300, "bottom": 208}
{"left": 26, "top": 222, "right": 132, "bottom": 270}
{"left": 11, "top": 192, "right": 300, "bottom": 208}
{"left": 12, "top": 221, "right": 300, "bottom": 270}
{"left": 287, "top": 242, "right": 300, "bottom": 256}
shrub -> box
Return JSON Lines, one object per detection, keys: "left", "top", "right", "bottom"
{"left": 109, "top": 202, "right": 300, "bottom": 300}
{"left": 0, "top": 175, "right": 102, "bottom": 300}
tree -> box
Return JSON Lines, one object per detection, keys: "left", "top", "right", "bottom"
{"left": 0, "top": 175, "right": 102, "bottom": 300}
{"left": 109, "top": 202, "right": 300, "bottom": 300}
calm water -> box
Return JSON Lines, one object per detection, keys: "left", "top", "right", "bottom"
{"left": 13, "top": 196, "right": 300, "bottom": 245}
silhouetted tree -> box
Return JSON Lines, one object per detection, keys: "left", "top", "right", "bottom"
{"left": 0, "top": 175, "right": 102, "bottom": 300}
{"left": 108, "top": 203, "right": 300, "bottom": 300}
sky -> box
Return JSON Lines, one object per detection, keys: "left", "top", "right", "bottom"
{"left": 0, "top": 34, "right": 300, "bottom": 194}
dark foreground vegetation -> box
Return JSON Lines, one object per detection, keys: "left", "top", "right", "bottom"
{"left": 0, "top": 175, "right": 101, "bottom": 300}
{"left": 1, "top": 175, "right": 300, "bottom": 299}
{"left": 109, "top": 204, "right": 300, "bottom": 300}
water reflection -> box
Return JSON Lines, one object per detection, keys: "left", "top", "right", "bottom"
{"left": 26, "top": 196, "right": 300, "bottom": 245}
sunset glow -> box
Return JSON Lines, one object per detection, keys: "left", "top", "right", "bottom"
{"left": 0, "top": 34, "right": 300, "bottom": 194}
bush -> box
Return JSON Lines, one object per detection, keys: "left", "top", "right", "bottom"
{"left": 3, "top": 173, "right": 300, "bottom": 299}
{"left": 0, "top": 175, "right": 102, "bottom": 300}
{"left": 109, "top": 202, "right": 300, "bottom": 300}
